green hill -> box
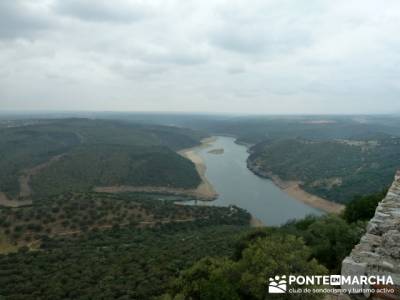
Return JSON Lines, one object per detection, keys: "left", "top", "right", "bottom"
{"left": 0, "top": 119, "right": 206, "bottom": 201}
{"left": 31, "top": 144, "right": 200, "bottom": 199}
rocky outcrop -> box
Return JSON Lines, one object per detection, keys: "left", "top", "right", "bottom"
{"left": 342, "top": 171, "right": 400, "bottom": 299}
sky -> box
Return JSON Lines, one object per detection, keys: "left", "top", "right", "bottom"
{"left": 1, "top": 0, "right": 400, "bottom": 114}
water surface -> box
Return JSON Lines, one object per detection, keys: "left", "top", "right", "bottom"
{"left": 191, "top": 136, "right": 321, "bottom": 226}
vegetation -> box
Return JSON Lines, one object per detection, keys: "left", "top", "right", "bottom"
{"left": 281, "top": 215, "right": 364, "bottom": 272}
{"left": 0, "top": 127, "right": 80, "bottom": 198}
{"left": 248, "top": 138, "right": 399, "bottom": 202}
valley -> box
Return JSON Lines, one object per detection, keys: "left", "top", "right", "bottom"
{"left": 0, "top": 114, "right": 398, "bottom": 299}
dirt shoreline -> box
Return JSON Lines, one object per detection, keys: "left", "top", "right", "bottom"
{"left": 247, "top": 162, "right": 344, "bottom": 214}
{"left": 271, "top": 176, "right": 344, "bottom": 214}
{"left": 177, "top": 137, "right": 218, "bottom": 200}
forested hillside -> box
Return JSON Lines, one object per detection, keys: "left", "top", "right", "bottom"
{"left": 31, "top": 144, "right": 200, "bottom": 198}
{"left": 248, "top": 138, "right": 400, "bottom": 202}
{"left": 0, "top": 119, "right": 206, "bottom": 201}
{"left": 0, "top": 127, "right": 80, "bottom": 198}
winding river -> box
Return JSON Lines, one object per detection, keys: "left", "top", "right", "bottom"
{"left": 188, "top": 136, "right": 321, "bottom": 226}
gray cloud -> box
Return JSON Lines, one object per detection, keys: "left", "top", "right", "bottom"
{"left": 210, "top": 1, "right": 316, "bottom": 55}
{"left": 227, "top": 65, "right": 246, "bottom": 74}
{"left": 140, "top": 50, "right": 208, "bottom": 66}
{"left": 0, "top": 1, "right": 51, "bottom": 39}
{"left": 53, "top": 0, "right": 150, "bottom": 23}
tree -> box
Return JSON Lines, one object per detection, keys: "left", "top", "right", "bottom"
{"left": 167, "top": 234, "right": 327, "bottom": 300}
{"left": 343, "top": 190, "right": 386, "bottom": 223}
{"left": 237, "top": 235, "right": 327, "bottom": 299}
{"left": 298, "top": 215, "right": 364, "bottom": 272}
{"left": 171, "top": 257, "right": 240, "bottom": 300}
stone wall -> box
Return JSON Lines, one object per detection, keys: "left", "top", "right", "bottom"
{"left": 342, "top": 171, "right": 400, "bottom": 299}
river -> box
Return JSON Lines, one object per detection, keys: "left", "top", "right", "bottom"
{"left": 187, "top": 136, "right": 322, "bottom": 226}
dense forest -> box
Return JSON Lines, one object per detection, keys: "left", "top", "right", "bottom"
{"left": 31, "top": 145, "right": 200, "bottom": 199}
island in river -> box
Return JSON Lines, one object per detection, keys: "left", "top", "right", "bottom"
{"left": 208, "top": 148, "right": 224, "bottom": 155}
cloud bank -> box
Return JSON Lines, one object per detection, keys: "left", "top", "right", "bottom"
{"left": 0, "top": 0, "right": 399, "bottom": 114}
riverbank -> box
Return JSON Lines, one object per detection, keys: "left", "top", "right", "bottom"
{"left": 247, "top": 161, "right": 344, "bottom": 214}
{"left": 178, "top": 137, "right": 218, "bottom": 201}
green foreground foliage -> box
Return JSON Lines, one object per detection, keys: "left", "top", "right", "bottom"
{"left": 0, "top": 188, "right": 383, "bottom": 300}
{"left": 163, "top": 191, "right": 385, "bottom": 300}
{"left": 0, "top": 224, "right": 248, "bottom": 300}
{"left": 166, "top": 235, "right": 327, "bottom": 300}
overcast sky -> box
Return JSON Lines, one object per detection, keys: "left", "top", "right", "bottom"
{"left": 1, "top": 0, "right": 400, "bottom": 114}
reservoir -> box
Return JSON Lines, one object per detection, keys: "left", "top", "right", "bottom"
{"left": 190, "top": 136, "right": 321, "bottom": 226}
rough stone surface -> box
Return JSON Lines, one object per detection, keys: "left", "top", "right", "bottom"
{"left": 342, "top": 171, "right": 400, "bottom": 299}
